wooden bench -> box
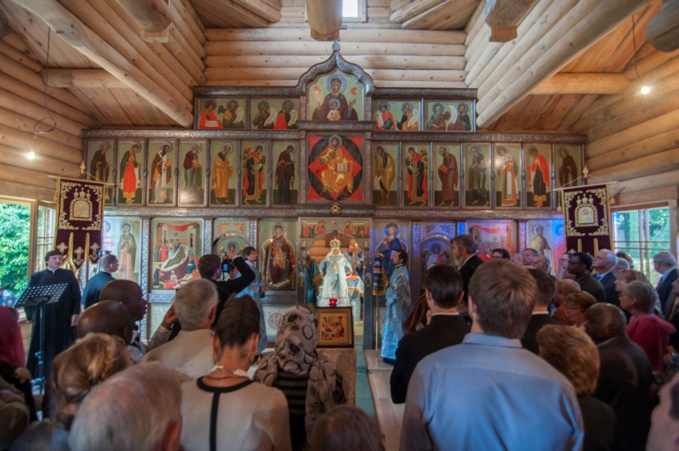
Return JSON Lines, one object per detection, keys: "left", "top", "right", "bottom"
{"left": 364, "top": 349, "right": 404, "bottom": 451}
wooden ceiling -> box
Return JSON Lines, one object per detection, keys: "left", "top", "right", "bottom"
{"left": 0, "top": 0, "right": 662, "bottom": 134}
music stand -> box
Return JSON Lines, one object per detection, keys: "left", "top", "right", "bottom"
{"left": 14, "top": 283, "right": 69, "bottom": 393}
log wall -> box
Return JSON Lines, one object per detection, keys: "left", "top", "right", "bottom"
{"left": 204, "top": 0, "right": 467, "bottom": 88}
{"left": 582, "top": 48, "right": 679, "bottom": 206}
{"left": 0, "top": 30, "right": 92, "bottom": 202}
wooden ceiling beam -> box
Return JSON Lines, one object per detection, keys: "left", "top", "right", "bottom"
{"left": 483, "top": 0, "right": 540, "bottom": 42}
{"left": 0, "top": 7, "right": 9, "bottom": 41}
{"left": 43, "top": 68, "right": 127, "bottom": 89}
{"left": 114, "top": 0, "right": 171, "bottom": 43}
{"left": 476, "top": 0, "right": 651, "bottom": 129}
{"left": 305, "top": 0, "right": 341, "bottom": 41}
{"left": 233, "top": 0, "right": 281, "bottom": 23}
{"left": 646, "top": 0, "right": 679, "bottom": 52}
{"left": 10, "top": 0, "right": 194, "bottom": 127}
{"left": 530, "top": 73, "right": 629, "bottom": 95}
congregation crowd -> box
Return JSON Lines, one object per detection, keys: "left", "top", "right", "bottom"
{"left": 2, "top": 235, "right": 679, "bottom": 450}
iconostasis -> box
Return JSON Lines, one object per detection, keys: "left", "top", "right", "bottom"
{"left": 85, "top": 46, "right": 582, "bottom": 346}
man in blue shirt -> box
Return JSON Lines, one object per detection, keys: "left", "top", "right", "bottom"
{"left": 401, "top": 259, "right": 584, "bottom": 451}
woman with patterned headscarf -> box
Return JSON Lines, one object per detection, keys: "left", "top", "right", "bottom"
{"left": 254, "top": 306, "right": 346, "bottom": 451}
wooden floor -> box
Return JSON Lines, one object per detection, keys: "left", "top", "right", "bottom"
{"left": 364, "top": 349, "right": 404, "bottom": 451}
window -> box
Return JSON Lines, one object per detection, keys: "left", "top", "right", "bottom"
{"left": 612, "top": 206, "right": 671, "bottom": 285}
{"left": 0, "top": 201, "right": 31, "bottom": 307}
{"left": 343, "top": 0, "right": 366, "bottom": 22}
{"left": 35, "top": 204, "right": 56, "bottom": 273}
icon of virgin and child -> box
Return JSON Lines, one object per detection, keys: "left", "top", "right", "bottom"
{"left": 311, "top": 74, "right": 359, "bottom": 122}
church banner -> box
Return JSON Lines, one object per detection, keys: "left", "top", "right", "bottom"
{"left": 55, "top": 178, "right": 105, "bottom": 270}
{"left": 562, "top": 183, "right": 612, "bottom": 255}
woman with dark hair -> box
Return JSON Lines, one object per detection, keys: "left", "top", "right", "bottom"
{"left": 180, "top": 295, "right": 291, "bottom": 451}
{"left": 621, "top": 281, "right": 675, "bottom": 372}
{"left": 254, "top": 306, "right": 345, "bottom": 451}
{"left": 490, "top": 248, "right": 511, "bottom": 260}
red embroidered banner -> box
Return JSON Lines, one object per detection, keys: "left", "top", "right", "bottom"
{"left": 562, "top": 183, "right": 612, "bottom": 255}
{"left": 55, "top": 178, "right": 105, "bottom": 270}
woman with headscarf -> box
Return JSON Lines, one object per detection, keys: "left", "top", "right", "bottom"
{"left": 254, "top": 306, "right": 346, "bottom": 451}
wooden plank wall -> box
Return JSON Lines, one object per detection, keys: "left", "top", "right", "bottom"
{"left": 581, "top": 47, "right": 679, "bottom": 206}
{"left": 0, "top": 30, "right": 91, "bottom": 202}
{"left": 204, "top": 0, "right": 467, "bottom": 88}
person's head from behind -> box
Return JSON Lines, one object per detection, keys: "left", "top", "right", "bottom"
{"left": 77, "top": 301, "right": 132, "bottom": 344}
{"left": 309, "top": 405, "right": 384, "bottom": 451}
{"left": 273, "top": 305, "right": 318, "bottom": 372}
{"left": 68, "top": 362, "right": 182, "bottom": 451}
{"left": 468, "top": 260, "right": 536, "bottom": 339}
{"left": 99, "top": 279, "right": 147, "bottom": 322}
{"left": 49, "top": 333, "right": 129, "bottom": 429}
{"left": 173, "top": 279, "right": 217, "bottom": 330}
{"left": 213, "top": 295, "right": 260, "bottom": 363}
{"left": 490, "top": 248, "right": 510, "bottom": 260}
{"left": 536, "top": 325, "right": 600, "bottom": 396}
{"left": 620, "top": 280, "right": 656, "bottom": 315}
{"left": 198, "top": 254, "right": 221, "bottom": 281}
{"left": 527, "top": 268, "right": 556, "bottom": 309}
{"left": 554, "top": 278, "right": 580, "bottom": 306}
{"left": 614, "top": 257, "right": 631, "bottom": 274}
{"left": 0, "top": 306, "right": 24, "bottom": 368}
{"left": 98, "top": 253, "right": 119, "bottom": 273}
{"left": 584, "top": 303, "right": 627, "bottom": 344}
{"left": 563, "top": 291, "right": 596, "bottom": 327}
{"left": 424, "top": 265, "right": 463, "bottom": 312}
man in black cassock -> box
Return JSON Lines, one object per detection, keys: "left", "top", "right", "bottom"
{"left": 26, "top": 250, "right": 81, "bottom": 381}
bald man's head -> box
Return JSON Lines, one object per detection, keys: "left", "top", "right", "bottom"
{"left": 78, "top": 301, "right": 133, "bottom": 345}
{"left": 99, "top": 280, "right": 148, "bottom": 322}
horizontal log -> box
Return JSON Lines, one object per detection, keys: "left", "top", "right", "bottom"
{"left": 44, "top": 68, "right": 126, "bottom": 89}
{"left": 204, "top": 67, "right": 465, "bottom": 82}
{"left": 586, "top": 109, "right": 679, "bottom": 157}
{"left": 530, "top": 73, "right": 629, "bottom": 95}
{"left": 589, "top": 146, "right": 679, "bottom": 181}
{"left": 0, "top": 42, "right": 43, "bottom": 73}
{"left": 613, "top": 168, "right": 679, "bottom": 194}
{"left": 587, "top": 128, "right": 679, "bottom": 171}
{"left": 0, "top": 143, "right": 82, "bottom": 176}
{"left": 205, "top": 54, "right": 465, "bottom": 70}
{"left": 586, "top": 88, "right": 679, "bottom": 144}
{"left": 0, "top": 107, "right": 82, "bottom": 150}
{"left": 203, "top": 79, "right": 468, "bottom": 89}
{"left": 0, "top": 89, "right": 85, "bottom": 139}
{"left": 0, "top": 161, "right": 65, "bottom": 188}
{"left": 0, "top": 123, "right": 83, "bottom": 165}
{"left": 13, "top": 0, "right": 194, "bottom": 127}
{"left": 0, "top": 180, "right": 56, "bottom": 202}
{"left": 0, "top": 73, "right": 95, "bottom": 127}
{"left": 205, "top": 40, "right": 465, "bottom": 56}
{"left": 617, "top": 186, "right": 679, "bottom": 206}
